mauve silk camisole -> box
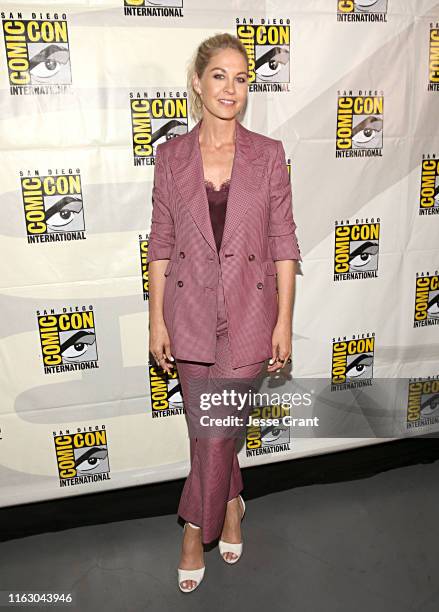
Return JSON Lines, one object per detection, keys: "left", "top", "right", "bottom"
{"left": 205, "top": 178, "right": 230, "bottom": 253}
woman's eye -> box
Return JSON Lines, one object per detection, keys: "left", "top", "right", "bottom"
{"left": 213, "top": 74, "right": 247, "bottom": 82}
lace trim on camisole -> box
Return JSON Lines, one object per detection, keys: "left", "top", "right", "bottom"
{"left": 204, "top": 178, "right": 231, "bottom": 192}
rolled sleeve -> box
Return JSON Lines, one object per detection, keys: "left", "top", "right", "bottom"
{"left": 268, "top": 140, "right": 302, "bottom": 262}
{"left": 146, "top": 143, "right": 175, "bottom": 264}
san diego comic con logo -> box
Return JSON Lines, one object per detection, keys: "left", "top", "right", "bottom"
{"left": 21, "top": 172, "right": 85, "bottom": 243}
{"left": 337, "top": 0, "right": 388, "bottom": 21}
{"left": 334, "top": 219, "right": 380, "bottom": 280}
{"left": 246, "top": 404, "right": 291, "bottom": 456}
{"left": 331, "top": 334, "right": 375, "bottom": 390}
{"left": 149, "top": 352, "right": 184, "bottom": 418}
{"left": 124, "top": 0, "right": 183, "bottom": 17}
{"left": 414, "top": 272, "right": 439, "bottom": 327}
{"left": 419, "top": 154, "right": 439, "bottom": 214}
{"left": 407, "top": 376, "right": 439, "bottom": 430}
{"left": 336, "top": 91, "right": 384, "bottom": 157}
{"left": 236, "top": 19, "right": 290, "bottom": 91}
{"left": 2, "top": 13, "right": 72, "bottom": 94}
{"left": 53, "top": 426, "right": 110, "bottom": 487}
{"left": 37, "top": 306, "right": 99, "bottom": 374}
{"left": 130, "top": 92, "right": 188, "bottom": 165}
{"left": 139, "top": 234, "right": 150, "bottom": 300}
{"left": 428, "top": 24, "right": 439, "bottom": 91}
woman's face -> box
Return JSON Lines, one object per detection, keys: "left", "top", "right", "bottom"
{"left": 193, "top": 48, "right": 248, "bottom": 121}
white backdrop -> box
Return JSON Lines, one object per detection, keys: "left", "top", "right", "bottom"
{"left": 0, "top": 0, "right": 438, "bottom": 507}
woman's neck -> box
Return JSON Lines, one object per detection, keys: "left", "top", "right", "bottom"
{"left": 198, "top": 116, "right": 236, "bottom": 150}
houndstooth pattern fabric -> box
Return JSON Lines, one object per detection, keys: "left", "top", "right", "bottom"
{"left": 146, "top": 119, "right": 302, "bottom": 368}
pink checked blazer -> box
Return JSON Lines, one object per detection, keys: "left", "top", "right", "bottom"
{"left": 146, "top": 119, "right": 302, "bottom": 369}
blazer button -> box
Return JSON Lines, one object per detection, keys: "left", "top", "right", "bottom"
{"left": 257, "top": 282, "right": 263, "bottom": 289}
{"left": 248, "top": 254, "right": 255, "bottom": 261}
{"left": 179, "top": 251, "right": 185, "bottom": 258}
{"left": 177, "top": 280, "right": 184, "bottom": 287}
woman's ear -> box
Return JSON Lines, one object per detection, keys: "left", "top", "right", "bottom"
{"left": 192, "top": 73, "right": 201, "bottom": 96}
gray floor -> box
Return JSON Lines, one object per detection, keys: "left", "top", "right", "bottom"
{"left": 1, "top": 459, "right": 438, "bottom": 612}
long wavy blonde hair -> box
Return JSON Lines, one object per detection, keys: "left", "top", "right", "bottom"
{"left": 187, "top": 33, "right": 249, "bottom": 123}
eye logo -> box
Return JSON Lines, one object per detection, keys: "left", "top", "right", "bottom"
{"left": 331, "top": 335, "right": 375, "bottom": 388}
{"left": 236, "top": 21, "right": 291, "bottom": 89}
{"left": 407, "top": 378, "right": 439, "bottom": 429}
{"left": 75, "top": 446, "right": 109, "bottom": 476}
{"left": 2, "top": 18, "right": 72, "bottom": 93}
{"left": 149, "top": 353, "right": 184, "bottom": 418}
{"left": 246, "top": 404, "right": 291, "bottom": 454}
{"left": 37, "top": 308, "right": 99, "bottom": 373}
{"left": 21, "top": 174, "right": 86, "bottom": 243}
{"left": 334, "top": 222, "right": 380, "bottom": 280}
{"left": 337, "top": 0, "right": 388, "bottom": 18}
{"left": 413, "top": 273, "right": 439, "bottom": 327}
{"left": 130, "top": 94, "right": 188, "bottom": 164}
{"left": 54, "top": 428, "right": 110, "bottom": 485}
{"left": 60, "top": 330, "right": 97, "bottom": 363}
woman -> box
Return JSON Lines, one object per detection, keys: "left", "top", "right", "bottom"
{"left": 147, "top": 33, "right": 302, "bottom": 592}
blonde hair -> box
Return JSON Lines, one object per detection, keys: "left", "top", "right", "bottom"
{"left": 187, "top": 33, "right": 248, "bottom": 123}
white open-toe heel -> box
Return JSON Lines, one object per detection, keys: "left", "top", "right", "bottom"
{"left": 178, "top": 522, "right": 205, "bottom": 593}
{"left": 218, "top": 494, "right": 246, "bottom": 564}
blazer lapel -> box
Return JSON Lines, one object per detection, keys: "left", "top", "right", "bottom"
{"left": 168, "top": 119, "right": 268, "bottom": 255}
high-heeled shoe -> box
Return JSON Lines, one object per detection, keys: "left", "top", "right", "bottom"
{"left": 218, "top": 494, "right": 246, "bottom": 564}
{"left": 177, "top": 522, "right": 205, "bottom": 593}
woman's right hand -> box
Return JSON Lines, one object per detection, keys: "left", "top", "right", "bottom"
{"left": 149, "top": 320, "right": 175, "bottom": 374}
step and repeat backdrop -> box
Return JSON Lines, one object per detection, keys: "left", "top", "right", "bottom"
{"left": 0, "top": 0, "right": 438, "bottom": 507}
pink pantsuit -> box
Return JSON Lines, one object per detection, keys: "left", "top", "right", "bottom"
{"left": 146, "top": 119, "right": 302, "bottom": 544}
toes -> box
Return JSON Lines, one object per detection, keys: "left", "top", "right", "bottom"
{"left": 181, "top": 580, "right": 196, "bottom": 589}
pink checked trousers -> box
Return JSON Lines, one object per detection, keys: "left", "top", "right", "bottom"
{"left": 175, "top": 266, "right": 265, "bottom": 544}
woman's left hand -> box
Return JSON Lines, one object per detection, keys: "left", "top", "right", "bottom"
{"left": 267, "top": 319, "right": 292, "bottom": 373}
